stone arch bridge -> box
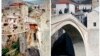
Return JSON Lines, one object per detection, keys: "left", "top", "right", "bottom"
{"left": 51, "top": 14, "right": 98, "bottom": 56}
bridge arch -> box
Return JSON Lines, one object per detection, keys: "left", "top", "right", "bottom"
{"left": 52, "top": 19, "right": 85, "bottom": 40}
{"left": 51, "top": 19, "right": 87, "bottom": 56}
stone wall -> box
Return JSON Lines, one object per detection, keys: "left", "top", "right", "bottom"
{"left": 92, "top": 0, "right": 99, "bottom": 8}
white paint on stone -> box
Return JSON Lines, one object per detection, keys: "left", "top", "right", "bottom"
{"left": 79, "top": 4, "right": 92, "bottom": 10}
{"left": 69, "top": 4, "right": 75, "bottom": 14}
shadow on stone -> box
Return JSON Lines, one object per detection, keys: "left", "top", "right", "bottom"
{"left": 51, "top": 33, "right": 75, "bottom": 56}
{"left": 27, "top": 47, "right": 40, "bottom": 56}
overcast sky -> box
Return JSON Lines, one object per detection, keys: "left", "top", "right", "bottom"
{"left": 23, "top": 0, "right": 45, "bottom": 4}
{"left": 23, "top": 0, "right": 36, "bottom": 2}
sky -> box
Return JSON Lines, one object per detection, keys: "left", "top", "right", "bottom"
{"left": 23, "top": 0, "right": 37, "bottom": 2}
{"left": 23, "top": 0, "right": 44, "bottom": 4}
{"left": 23, "top": 0, "right": 44, "bottom": 2}
{"left": 2, "top": 0, "right": 48, "bottom": 8}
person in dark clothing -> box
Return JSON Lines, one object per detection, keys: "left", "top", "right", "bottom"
{"left": 64, "top": 8, "right": 68, "bottom": 13}
{"left": 83, "top": 8, "right": 86, "bottom": 12}
{"left": 37, "top": 6, "right": 40, "bottom": 9}
{"left": 52, "top": 32, "right": 75, "bottom": 56}
{"left": 84, "top": 16, "right": 87, "bottom": 27}
{"left": 59, "top": 10, "right": 63, "bottom": 14}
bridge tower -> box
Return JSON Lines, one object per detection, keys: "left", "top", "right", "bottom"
{"left": 87, "top": 6, "right": 99, "bottom": 56}
{"left": 87, "top": 0, "right": 99, "bottom": 56}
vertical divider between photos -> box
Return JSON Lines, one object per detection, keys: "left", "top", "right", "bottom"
{"left": 50, "top": 0, "right": 51, "bottom": 56}
{"left": 0, "top": 0, "right": 2, "bottom": 56}
{"left": 99, "top": 0, "right": 100, "bottom": 56}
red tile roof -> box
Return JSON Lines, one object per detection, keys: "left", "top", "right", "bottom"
{"left": 56, "top": 0, "right": 71, "bottom": 4}
{"left": 29, "top": 24, "right": 38, "bottom": 30}
{"left": 10, "top": 3, "right": 25, "bottom": 6}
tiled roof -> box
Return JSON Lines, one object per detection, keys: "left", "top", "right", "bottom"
{"left": 52, "top": 0, "right": 92, "bottom": 4}
{"left": 71, "top": 0, "right": 92, "bottom": 4}
{"left": 56, "top": 0, "right": 71, "bottom": 4}
{"left": 9, "top": 3, "right": 26, "bottom": 6}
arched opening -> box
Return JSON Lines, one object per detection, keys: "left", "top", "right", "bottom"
{"left": 51, "top": 24, "right": 86, "bottom": 56}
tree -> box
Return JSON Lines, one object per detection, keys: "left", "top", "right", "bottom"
{"left": 2, "top": 48, "right": 9, "bottom": 56}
